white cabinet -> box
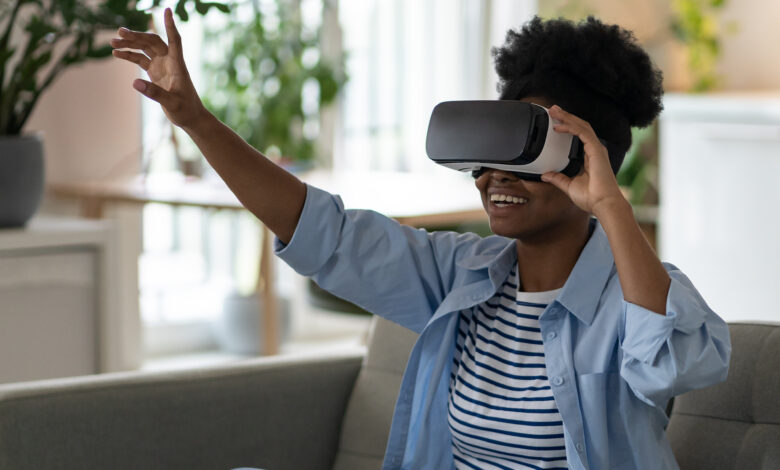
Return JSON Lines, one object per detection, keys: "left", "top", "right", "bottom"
{"left": 0, "top": 217, "right": 120, "bottom": 383}
{"left": 659, "top": 93, "right": 780, "bottom": 323}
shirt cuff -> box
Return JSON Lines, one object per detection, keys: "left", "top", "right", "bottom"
{"left": 621, "top": 274, "right": 708, "bottom": 364}
{"left": 274, "top": 183, "right": 345, "bottom": 276}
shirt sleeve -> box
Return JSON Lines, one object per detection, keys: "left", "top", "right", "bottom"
{"left": 618, "top": 263, "right": 731, "bottom": 408}
{"left": 275, "top": 183, "right": 479, "bottom": 333}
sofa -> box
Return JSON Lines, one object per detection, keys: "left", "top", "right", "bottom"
{"left": 0, "top": 318, "right": 778, "bottom": 470}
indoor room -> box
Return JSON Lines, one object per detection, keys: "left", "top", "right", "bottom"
{"left": 0, "top": 0, "right": 778, "bottom": 468}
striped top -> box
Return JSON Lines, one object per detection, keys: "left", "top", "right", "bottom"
{"left": 449, "top": 265, "right": 568, "bottom": 470}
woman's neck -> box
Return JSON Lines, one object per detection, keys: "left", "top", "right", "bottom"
{"left": 515, "top": 218, "right": 592, "bottom": 292}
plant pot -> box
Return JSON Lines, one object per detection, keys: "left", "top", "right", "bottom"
{"left": 213, "top": 291, "right": 291, "bottom": 355}
{"left": 0, "top": 134, "right": 45, "bottom": 228}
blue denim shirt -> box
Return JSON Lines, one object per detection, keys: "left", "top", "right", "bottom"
{"left": 275, "top": 184, "right": 731, "bottom": 470}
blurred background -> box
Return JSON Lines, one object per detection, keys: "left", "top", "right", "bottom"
{"left": 1, "top": 0, "right": 778, "bottom": 382}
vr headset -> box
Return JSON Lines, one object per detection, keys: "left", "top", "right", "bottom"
{"left": 425, "top": 100, "right": 620, "bottom": 181}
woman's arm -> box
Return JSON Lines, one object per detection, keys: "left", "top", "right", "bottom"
{"left": 543, "top": 106, "right": 729, "bottom": 406}
{"left": 541, "top": 105, "right": 670, "bottom": 315}
{"left": 111, "top": 8, "right": 305, "bottom": 243}
{"left": 591, "top": 196, "right": 670, "bottom": 315}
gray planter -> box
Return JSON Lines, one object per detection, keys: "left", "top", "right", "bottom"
{"left": 214, "top": 292, "right": 291, "bottom": 355}
{"left": 0, "top": 134, "right": 45, "bottom": 228}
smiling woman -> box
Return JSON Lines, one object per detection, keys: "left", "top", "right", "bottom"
{"left": 476, "top": 165, "right": 588, "bottom": 255}
{"left": 111, "top": 9, "right": 729, "bottom": 469}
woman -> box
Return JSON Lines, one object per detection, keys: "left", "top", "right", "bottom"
{"left": 112, "top": 11, "right": 729, "bottom": 469}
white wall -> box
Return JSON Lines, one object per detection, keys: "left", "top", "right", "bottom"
{"left": 545, "top": 0, "right": 780, "bottom": 92}
{"left": 24, "top": 42, "right": 142, "bottom": 184}
{"left": 718, "top": 0, "right": 780, "bottom": 90}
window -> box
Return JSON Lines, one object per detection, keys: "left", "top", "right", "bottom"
{"left": 336, "top": 0, "right": 537, "bottom": 173}
{"left": 138, "top": 0, "right": 537, "bottom": 357}
{"left": 138, "top": 1, "right": 268, "bottom": 356}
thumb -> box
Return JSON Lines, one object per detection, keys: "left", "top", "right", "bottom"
{"left": 541, "top": 171, "right": 571, "bottom": 192}
{"left": 133, "top": 79, "right": 173, "bottom": 108}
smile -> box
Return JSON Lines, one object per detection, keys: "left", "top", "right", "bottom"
{"left": 490, "top": 193, "right": 528, "bottom": 207}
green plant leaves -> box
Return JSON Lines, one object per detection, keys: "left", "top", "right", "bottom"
{"left": 0, "top": 0, "right": 230, "bottom": 135}
{"left": 175, "top": 1, "right": 189, "bottom": 21}
{"left": 0, "top": 48, "right": 15, "bottom": 69}
{"left": 202, "top": 1, "right": 346, "bottom": 163}
{"left": 24, "top": 16, "right": 57, "bottom": 44}
{"left": 616, "top": 124, "right": 657, "bottom": 206}
{"left": 670, "top": 0, "right": 732, "bottom": 92}
{"left": 195, "top": 0, "right": 229, "bottom": 15}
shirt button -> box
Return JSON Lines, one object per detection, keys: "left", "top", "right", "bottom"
{"left": 576, "top": 443, "right": 585, "bottom": 452}
{"left": 546, "top": 331, "right": 557, "bottom": 340}
{"left": 551, "top": 376, "right": 564, "bottom": 386}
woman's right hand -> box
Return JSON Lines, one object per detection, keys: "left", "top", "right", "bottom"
{"left": 111, "top": 8, "right": 206, "bottom": 129}
{"left": 112, "top": 7, "right": 306, "bottom": 244}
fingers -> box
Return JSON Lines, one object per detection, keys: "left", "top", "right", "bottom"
{"left": 111, "top": 8, "right": 181, "bottom": 60}
{"left": 111, "top": 49, "right": 151, "bottom": 70}
{"left": 132, "top": 79, "right": 173, "bottom": 108}
{"left": 548, "top": 105, "right": 609, "bottom": 159}
{"left": 113, "top": 28, "right": 168, "bottom": 57}
{"left": 548, "top": 105, "right": 590, "bottom": 127}
{"left": 541, "top": 171, "right": 572, "bottom": 192}
{"left": 552, "top": 121, "right": 598, "bottom": 147}
{"left": 549, "top": 105, "right": 595, "bottom": 141}
{"left": 163, "top": 8, "right": 183, "bottom": 56}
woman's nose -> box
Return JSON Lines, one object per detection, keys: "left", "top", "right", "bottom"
{"left": 489, "top": 169, "right": 520, "bottom": 182}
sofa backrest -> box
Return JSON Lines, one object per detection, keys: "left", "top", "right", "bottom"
{"left": 333, "top": 320, "right": 780, "bottom": 470}
{"left": 667, "top": 322, "right": 780, "bottom": 469}
{"left": 332, "top": 316, "right": 418, "bottom": 470}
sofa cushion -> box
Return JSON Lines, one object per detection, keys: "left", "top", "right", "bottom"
{"left": 333, "top": 317, "right": 418, "bottom": 470}
{"left": 667, "top": 323, "right": 780, "bottom": 469}
{"left": 0, "top": 353, "right": 363, "bottom": 470}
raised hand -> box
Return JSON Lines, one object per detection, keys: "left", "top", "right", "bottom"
{"left": 111, "top": 8, "right": 205, "bottom": 129}
{"left": 540, "top": 105, "right": 627, "bottom": 217}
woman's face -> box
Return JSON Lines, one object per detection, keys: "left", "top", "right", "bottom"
{"left": 474, "top": 97, "right": 589, "bottom": 242}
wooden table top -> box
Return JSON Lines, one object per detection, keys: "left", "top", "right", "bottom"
{"left": 49, "top": 169, "right": 489, "bottom": 228}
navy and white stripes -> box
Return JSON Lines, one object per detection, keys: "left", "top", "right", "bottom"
{"left": 449, "top": 266, "right": 568, "bottom": 469}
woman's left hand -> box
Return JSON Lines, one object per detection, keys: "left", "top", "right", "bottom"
{"left": 540, "top": 105, "right": 628, "bottom": 216}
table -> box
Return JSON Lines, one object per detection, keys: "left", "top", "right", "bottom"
{"left": 49, "top": 170, "right": 487, "bottom": 355}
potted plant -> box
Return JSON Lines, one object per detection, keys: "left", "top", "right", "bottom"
{"left": 200, "top": 0, "right": 347, "bottom": 171}
{"left": 670, "top": 0, "right": 735, "bottom": 92}
{"left": 0, "top": 0, "right": 227, "bottom": 227}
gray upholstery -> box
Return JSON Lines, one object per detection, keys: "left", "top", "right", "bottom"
{"left": 332, "top": 317, "right": 418, "bottom": 470}
{"left": 1, "top": 319, "right": 778, "bottom": 470}
{"left": 0, "top": 353, "right": 363, "bottom": 470}
{"left": 667, "top": 323, "right": 780, "bottom": 470}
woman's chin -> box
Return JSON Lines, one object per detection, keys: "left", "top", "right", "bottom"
{"left": 487, "top": 221, "right": 526, "bottom": 239}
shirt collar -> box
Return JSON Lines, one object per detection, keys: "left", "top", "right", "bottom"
{"left": 455, "top": 218, "right": 615, "bottom": 326}
{"left": 556, "top": 218, "right": 615, "bottom": 326}
{"left": 456, "top": 238, "right": 517, "bottom": 289}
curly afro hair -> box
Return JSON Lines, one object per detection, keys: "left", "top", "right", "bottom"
{"left": 492, "top": 16, "right": 664, "bottom": 173}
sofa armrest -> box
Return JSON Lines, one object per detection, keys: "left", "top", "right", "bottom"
{"left": 0, "top": 351, "right": 364, "bottom": 470}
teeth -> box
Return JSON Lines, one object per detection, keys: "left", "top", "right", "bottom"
{"left": 490, "top": 194, "right": 527, "bottom": 204}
